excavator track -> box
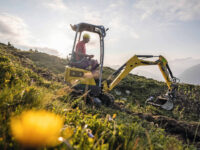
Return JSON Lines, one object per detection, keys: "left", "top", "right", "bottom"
{"left": 69, "top": 88, "right": 115, "bottom": 107}
{"left": 99, "top": 92, "right": 114, "bottom": 106}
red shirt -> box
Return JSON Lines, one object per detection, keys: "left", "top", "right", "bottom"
{"left": 75, "top": 41, "right": 86, "bottom": 61}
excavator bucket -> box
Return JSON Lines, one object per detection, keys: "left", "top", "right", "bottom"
{"left": 146, "top": 95, "right": 174, "bottom": 111}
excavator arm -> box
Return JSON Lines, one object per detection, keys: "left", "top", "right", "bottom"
{"left": 102, "top": 55, "right": 178, "bottom": 110}
{"left": 103, "top": 55, "right": 176, "bottom": 91}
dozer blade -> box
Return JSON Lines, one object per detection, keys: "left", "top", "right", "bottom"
{"left": 146, "top": 96, "right": 174, "bottom": 111}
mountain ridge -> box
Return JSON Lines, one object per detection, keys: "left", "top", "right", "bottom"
{"left": 179, "top": 63, "right": 200, "bottom": 85}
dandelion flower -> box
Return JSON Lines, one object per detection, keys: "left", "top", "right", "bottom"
{"left": 10, "top": 110, "right": 63, "bottom": 147}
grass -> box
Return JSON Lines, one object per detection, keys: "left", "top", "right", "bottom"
{"left": 0, "top": 42, "right": 199, "bottom": 149}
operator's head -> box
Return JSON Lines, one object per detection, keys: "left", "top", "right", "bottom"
{"left": 83, "top": 33, "right": 90, "bottom": 43}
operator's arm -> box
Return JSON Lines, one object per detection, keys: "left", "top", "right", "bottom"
{"left": 76, "top": 52, "right": 93, "bottom": 58}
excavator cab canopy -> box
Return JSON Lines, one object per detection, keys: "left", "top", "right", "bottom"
{"left": 70, "top": 23, "right": 107, "bottom": 37}
{"left": 69, "top": 23, "right": 108, "bottom": 87}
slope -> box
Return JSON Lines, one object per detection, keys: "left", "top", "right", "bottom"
{"left": 0, "top": 42, "right": 200, "bottom": 149}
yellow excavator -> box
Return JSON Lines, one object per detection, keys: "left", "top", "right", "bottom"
{"left": 65, "top": 23, "right": 178, "bottom": 110}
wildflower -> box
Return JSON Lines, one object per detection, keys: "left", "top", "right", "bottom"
{"left": 84, "top": 124, "right": 88, "bottom": 129}
{"left": 86, "top": 129, "right": 94, "bottom": 138}
{"left": 88, "top": 132, "right": 94, "bottom": 138}
{"left": 10, "top": 110, "right": 63, "bottom": 147}
{"left": 5, "top": 79, "right": 10, "bottom": 83}
{"left": 88, "top": 137, "right": 94, "bottom": 143}
{"left": 112, "top": 114, "right": 117, "bottom": 119}
{"left": 107, "top": 114, "right": 113, "bottom": 121}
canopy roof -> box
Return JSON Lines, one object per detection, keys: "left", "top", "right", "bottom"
{"left": 70, "top": 22, "right": 107, "bottom": 37}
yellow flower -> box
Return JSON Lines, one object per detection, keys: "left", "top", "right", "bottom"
{"left": 112, "top": 114, "right": 117, "bottom": 119}
{"left": 10, "top": 110, "right": 63, "bottom": 148}
{"left": 5, "top": 79, "right": 10, "bottom": 83}
{"left": 88, "top": 138, "right": 94, "bottom": 143}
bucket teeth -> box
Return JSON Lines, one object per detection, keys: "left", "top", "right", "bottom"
{"left": 146, "top": 95, "right": 174, "bottom": 111}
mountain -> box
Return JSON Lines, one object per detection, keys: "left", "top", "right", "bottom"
{"left": 1, "top": 42, "right": 200, "bottom": 149}
{"left": 179, "top": 64, "right": 200, "bottom": 85}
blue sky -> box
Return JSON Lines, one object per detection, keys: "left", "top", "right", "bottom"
{"left": 0, "top": 0, "right": 200, "bottom": 79}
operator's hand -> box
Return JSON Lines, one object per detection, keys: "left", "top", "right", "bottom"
{"left": 89, "top": 55, "right": 94, "bottom": 58}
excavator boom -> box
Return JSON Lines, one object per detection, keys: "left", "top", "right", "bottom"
{"left": 103, "top": 55, "right": 176, "bottom": 91}
{"left": 102, "top": 55, "right": 178, "bottom": 110}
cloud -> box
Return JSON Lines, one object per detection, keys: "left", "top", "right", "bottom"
{"left": 0, "top": 13, "right": 60, "bottom": 56}
{"left": 32, "top": 46, "right": 59, "bottom": 56}
{"left": 43, "top": 0, "right": 67, "bottom": 11}
{"left": 134, "top": 0, "right": 200, "bottom": 21}
{"left": 0, "top": 13, "right": 31, "bottom": 45}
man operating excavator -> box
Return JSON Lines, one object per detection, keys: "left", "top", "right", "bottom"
{"left": 75, "top": 33, "right": 99, "bottom": 71}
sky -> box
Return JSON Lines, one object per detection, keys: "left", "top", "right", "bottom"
{"left": 0, "top": 0, "right": 200, "bottom": 80}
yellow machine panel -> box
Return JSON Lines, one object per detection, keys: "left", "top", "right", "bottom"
{"left": 64, "top": 66, "right": 96, "bottom": 86}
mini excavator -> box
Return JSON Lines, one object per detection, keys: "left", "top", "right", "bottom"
{"left": 65, "top": 23, "right": 178, "bottom": 111}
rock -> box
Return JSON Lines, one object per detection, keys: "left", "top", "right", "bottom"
{"left": 122, "top": 97, "right": 127, "bottom": 101}
{"left": 115, "top": 90, "right": 121, "bottom": 95}
{"left": 125, "top": 90, "right": 131, "bottom": 95}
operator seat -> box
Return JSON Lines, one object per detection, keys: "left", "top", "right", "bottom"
{"left": 68, "top": 53, "right": 90, "bottom": 70}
